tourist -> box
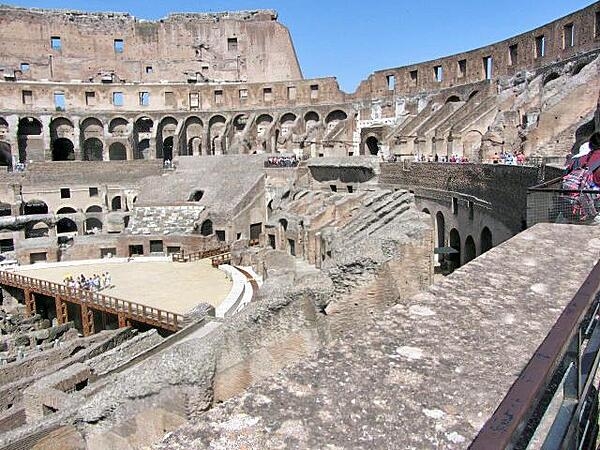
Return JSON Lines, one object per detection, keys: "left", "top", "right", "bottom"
{"left": 106, "top": 272, "right": 112, "bottom": 288}
{"left": 575, "top": 132, "right": 600, "bottom": 185}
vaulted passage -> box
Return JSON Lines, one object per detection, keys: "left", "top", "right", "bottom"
{"left": 83, "top": 138, "right": 103, "bottom": 161}
{"left": 109, "top": 143, "right": 127, "bottom": 161}
{"left": 52, "top": 138, "right": 75, "bottom": 161}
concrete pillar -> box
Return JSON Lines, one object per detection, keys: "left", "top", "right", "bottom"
{"left": 102, "top": 124, "right": 110, "bottom": 161}
{"left": 24, "top": 289, "right": 35, "bottom": 315}
{"left": 40, "top": 115, "right": 52, "bottom": 161}
{"left": 81, "top": 304, "right": 94, "bottom": 336}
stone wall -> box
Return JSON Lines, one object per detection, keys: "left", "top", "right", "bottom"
{"left": 380, "top": 162, "right": 563, "bottom": 233}
{"left": 0, "top": 7, "right": 301, "bottom": 84}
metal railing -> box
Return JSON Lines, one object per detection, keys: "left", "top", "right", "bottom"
{"left": 0, "top": 271, "right": 183, "bottom": 331}
{"left": 527, "top": 176, "right": 600, "bottom": 227}
{"left": 470, "top": 261, "right": 600, "bottom": 449}
{"left": 211, "top": 252, "right": 231, "bottom": 267}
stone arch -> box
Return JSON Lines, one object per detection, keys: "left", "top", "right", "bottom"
{"left": 134, "top": 116, "right": 153, "bottom": 134}
{"left": 464, "top": 235, "right": 476, "bottom": 264}
{"left": 325, "top": 110, "right": 348, "bottom": 124}
{"left": 208, "top": 115, "right": 227, "bottom": 155}
{"left": 543, "top": 72, "right": 560, "bottom": 86}
{"left": 468, "top": 90, "right": 479, "bottom": 101}
{"left": 162, "top": 136, "right": 174, "bottom": 161}
{"left": 25, "top": 221, "right": 49, "bottom": 239}
{"left": 365, "top": 136, "right": 380, "bottom": 155}
{"left": 111, "top": 196, "right": 122, "bottom": 211}
{"left": 279, "top": 218, "right": 288, "bottom": 232}
{"left": 157, "top": 117, "right": 178, "bottom": 159}
{"left": 109, "top": 143, "right": 127, "bottom": 161}
{"left": 422, "top": 208, "right": 430, "bottom": 215}
{"left": 108, "top": 117, "right": 130, "bottom": 136}
{"left": 85, "top": 218, "right": 102, "bottom": 234}
{"left": 481, "top": 226, "right": 493, "bottom": 254}
{"left": 182, "top": 116, "right": 203, "bottom": 156}
{"left": 56, "top": 206, "right": 77, "bottom": 215}
{"left": 56, "top": 217, "right": 77, "bottom": 234}
{"left": 188, "top": 190, "right": 204, "bottom": 201}
{"left": 82, "top": 138, "right": 103, "bottom": 161}
{"left": 23, "top": 199, "right": 48, "bottom": 215}
{"left": 200, "top": 219, "right": 213, "bottom": 236}
{"left": 304, "top": 111, "right": 320, "bottom": 126}
{"left": 86, "top": 205, "right": 103, "bottom": 213}
{"left": 233, "top": 114, "right": 248, "bottom": 133}
{"left": 462, "top": 130, "right": 483, "bottom": 161}
{"left": 137, "top": 139, "right": 150, "bottom": 160}
{"left": 449, "top": 228, "right": 461, "bottom": 269}
{"left": 446, "top": 95, "right": 461, "bottom": 104}
{"left": 51, "top": 138, "right": 75, "bottom": 161}
{"left": 280, "top": 113, "right": 297, "bottom": 124}
{"left": 134, "top": 117, "right": 153, "bottom": 159}
{"left": 17, "top": 117, "right": 43, "bottom": 162}
{"left": 435, "top": 211, "right": 445, "bottom": 248}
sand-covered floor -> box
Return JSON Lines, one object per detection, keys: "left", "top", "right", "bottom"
{"left": 19, "top": 259, "right": 232, "bottom": 314}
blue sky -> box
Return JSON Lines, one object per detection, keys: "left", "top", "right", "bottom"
{"left": 4, "top": 1, "right": 596, "bottom": 92}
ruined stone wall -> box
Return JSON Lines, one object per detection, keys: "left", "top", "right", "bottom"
{"left": 0, "top": 7, "right": 301, "bottom": 84}
{"left": 379, "top": 162, "right": 563, "bottom": 233}
{"left": 355, "top": 2, "right": 600, "bottom": 99}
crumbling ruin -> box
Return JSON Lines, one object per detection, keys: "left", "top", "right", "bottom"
{"left": 0, "top": 3, "right": 598, "bottom": 449}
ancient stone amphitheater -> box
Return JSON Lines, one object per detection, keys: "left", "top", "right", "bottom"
{"left": 0, "top": 3, "right": 599, "bottom": 449}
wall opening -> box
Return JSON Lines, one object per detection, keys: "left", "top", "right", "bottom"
{"left": 481, "top": 227, "right": 493, "bottom": 254}
{"left": 200, "top": 219, "right": 213, "bottom": 236}
{"left": 52, "top": 138, "right": 74, "bottom": 161}
{"left": 464, "top": 236, "right": 476, "bottom": 264}
{"left": 434, "top": 65, "right": 443, "bottom": 82}
{"left": 83, "top": 138, "right": 103, "bottom": 161}
{"left": 366, "top": 136, "right": 380, "bottom": 155}
{"left": 458, "top": 59, "right": 467, "bottom": 78}
{"left": 508, "top": 43, "right": 518, "bottom": 66}
{"left": 386, "top": 74, "right": 395, "bottom": 90}
{"left": 435, "top": 212, "right": 445, "bottom": 248}
{"left": 56, "top": 218, "right": 77, "bottom": 234}
{"left": 449, "top": 228, "right": 461, "bottom": 269}
{"left": 535, "top": 35, "right": 546, "bottom": 58}
{"left": 111, "top": 196, "right": 122, "bottom": 211}
{"left": 109, "top": 143, "right": 127, "bottom": 161}
{"left": 482, "top": 56, "right": 493, "bottom": 80}
{"left": 563, "top": 23, "right": 575, "bottom": 48}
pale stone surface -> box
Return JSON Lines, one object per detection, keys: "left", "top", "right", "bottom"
{"left": 156, "top": 224, "right": 600, "bottom": 449}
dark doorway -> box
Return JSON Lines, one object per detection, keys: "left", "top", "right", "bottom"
{"left": 57, "top": 218, "right": 77, "bottom": 234}
{"left": 449, "top": 228, "right": 461, "bottom": 269}
{"left": 83, "top": 138, "right": 103, "bottom": 161}
{"left": 366, "top": 136, "right": 379, "bottom": 155}
{"left": 435, "top": 212, "right": 445, "bottom": 248}
{"left": 109, "top": 143, "right": 127, "bottom": 160}
{"left": 163, "top": 136, "right": 174, "bottom": 161}
{"left": 481, "top": 227, "right": 493, "bottom": 254}
{"left": 464, "top": 235, "right": 476, "bottom": 264}
{"left": 200, "top": 219, "right": 213, "bottom": 236}
{"left": 128, "top": 244, "right": 144, "bottom": 256}
{"left": 52, "top": 138, "right": 75, "bottom": 161}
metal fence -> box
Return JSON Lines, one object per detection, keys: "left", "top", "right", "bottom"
{"left": 527, "top": 176, "right": 600, "bottom": 227}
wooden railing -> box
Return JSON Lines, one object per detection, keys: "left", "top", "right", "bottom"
{"left": 172, "top": 246, "right": 230, "bottom": 263}
{"left": 211, "top": 252, "right": 232, "bottom": 267}
{"left": 0, "top": 271, "right": 183, "bottom": 332}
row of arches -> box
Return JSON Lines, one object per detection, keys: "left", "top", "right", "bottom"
{"left": 25, "top": 217, "right": 103, "bottom": 238}
{"left": 21, "top": 197, "right": 124, "bottom": 216}
{"left": 429, "top": 209, "right": 493, "bottom": 270}
{"left": 5, "top": 108, "right": 351, "bottom": 163}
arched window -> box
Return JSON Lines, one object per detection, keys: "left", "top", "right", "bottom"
{"left": 52, "top": 138, "right": 75, "bottom": 161}
{"left": 200, "top": 219, "right": 213, "bottom": 236}
{"left": 23, "top": 200, "right": 48, "bottom": 215}
{"left": 56, "top": 218, "right": 77, "bottom": 234}
{"left": 111, "top": 196, "right": 122, "bottom": 211}
{"left": 464, "top": 236, "right": 476, "bottom": 264}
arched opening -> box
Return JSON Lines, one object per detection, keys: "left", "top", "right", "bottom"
{"left": 108, "top": 117, "right": 129, "bottom": 135}
{"left": 435, "top": 212, "right": 445, "bottom": 248}
{"left": 111, "top": 196, "right": 122, "bottom": 211}
{"left": 108, "top": 143, "right": 127, "bottom": 161}
{"left": 543, "top": 72, "right": 560, "bottom": 86}
{"left": 182, "top": 116, "right": 203, "bottom": 156}
{"left": 0, "top": 141, "right": 11, "bottom": 168}
{"left": 188, "top": 190, "right": 204, "bottom": 202}
{"left": 56, "top": 218, "right": 77, "bottom": 234}
{"left": 464, "top": 235, "right": 476, "bottom": 264}
{"left": 23, "top": 200, "right": 48, "bottom": 215}
{"left": 157, "top": 117, "right": 178, "bottom": 159}
{"left": 85, "top": 218, "right": 102, "bottom": 234}
{"left": 422, "top": 208, "right": 430, "bottom": 215}
{"left": 56, "top": 206, "right": 77, "bottom": 215}
{"left": 279, "top": 218, "right": 288, "bottom": 232}
{"left": 51, "top": 138, "right": 75, "bottom": 161}
{"left": 449, "top": 228, "right": 461, "bottom": 269}
{"left": 82, "top": 138, "right": 103, "bottom": 161}
{"left": 137, "top": 139, "right": 150, "bottom": 160}
{"left": 325, "top": 110, "right": 348, "bottom": 123}
{"left": 134, "top": 117, "right": 153, "bottom": 134}
{"left": 25, "top": 221, "right": 49, "bottom": 239}
{"left": 17, "top": 117, "right": 43, "bottom": 162}
{"left": 446, "top": 95, "right": 461, "bottom": 104}
{"left": 200, "top": 219, "right": 213, "bottom": 236}
{"left": 468, "top": 90, "right": 479, "bottom": 101}
{"left": 162, "top": 136, "right": 174, "bottom": 161}
{"left": 481, "top": 227, "right": 493, "bottom": 254}
{"left": 366, "top": 136, "right": 380, "bottom": 155}
{"left": 86, "top": 205, "right": 102, "bottom": 213}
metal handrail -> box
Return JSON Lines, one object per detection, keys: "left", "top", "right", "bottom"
{"left": 0, "top": 270, "right": 183, "bottom": 330}
{"left": 470, "top": 261, "right": 600, "bottom": 449}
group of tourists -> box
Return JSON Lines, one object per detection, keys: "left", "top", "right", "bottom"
{"left": 411, "top": 153, "right": 470, "bottom": 163}
{"left": 63, "top": 272, "right": 112, "bottom": 291}
{"left": 491, "top": 151, "right": 526, "bottom": 165}
{"left": 265, "top": 155, "right": 299, "bottom": 167}
{"left": 560, "top": 132, "right": 600, "bottom": 223}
